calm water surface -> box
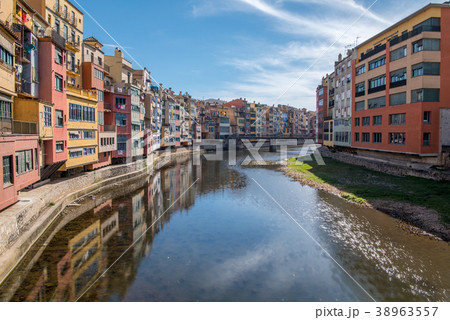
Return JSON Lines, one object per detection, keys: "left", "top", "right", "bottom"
{"left": 1, "top": 149, "right": 449, "bottom": 302}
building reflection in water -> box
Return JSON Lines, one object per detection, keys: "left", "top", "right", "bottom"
{"left": 6, "top": 157, "right": 247, "bottom": 302}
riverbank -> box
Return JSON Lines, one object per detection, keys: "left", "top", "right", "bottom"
{"left": 281, "top": 157, "right": 450, "bottom": 242}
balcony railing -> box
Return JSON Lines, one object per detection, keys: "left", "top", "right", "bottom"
{"left": 329, "top": 89, "right": 335, "bottom": 96}
{"left": 13, "top": 121, "right": 38, "bottom": 134}
{"left": 359, "top": 43, "right": 386, "bottom": 62}
{"left": 104, "top": 125, "right": 116, "bottom": 132}
{"left": 390, "top": 25, "right": 441, "bottom": 47}
{"left": 368, "top": 85, "right": 386, "bottom": 95}
{"left": 355, "top": 91, "right": 366, "bottom": 97}
{"left": 390, "top": 80, "right": 407, "bottom": 89}
{"left": 0, "top": 119, "right": 12, "bottom": 133}
{"left": 329, "top": 101, "right": 335, "bottom": 108}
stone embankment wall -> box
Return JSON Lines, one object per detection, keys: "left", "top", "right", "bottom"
{"left": 0, "top": 149, "right": 195, "bottom": 283}
{"left": 320, "top": 147, "right": 450, "bottom": 181}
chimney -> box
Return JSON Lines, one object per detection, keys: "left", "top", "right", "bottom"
{"left": 338, "top": 53, "right": 342, "bottom": 61}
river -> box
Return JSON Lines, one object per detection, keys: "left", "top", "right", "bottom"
{"left": 0, "top": 148, "right": 449, "bottom": 302}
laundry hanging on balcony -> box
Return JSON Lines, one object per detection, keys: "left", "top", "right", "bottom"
{"left": 25, "top": 44, "right": 36, "bottom": 53}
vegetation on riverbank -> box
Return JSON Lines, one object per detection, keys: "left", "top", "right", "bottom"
{"left": 283, "top": 157, "right": 450, "bottom": 240}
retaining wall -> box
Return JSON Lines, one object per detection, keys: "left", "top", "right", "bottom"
{"left": 320, "top": 148, "right": 450, "bottom": 181}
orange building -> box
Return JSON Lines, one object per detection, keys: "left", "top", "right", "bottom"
{"left": 352, "top": 3, "right": 450, "bottom": 166}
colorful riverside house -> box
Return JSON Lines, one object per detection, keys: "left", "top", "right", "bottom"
{"left": 316, "top": 76, "right": 328, "bottom": 144}
{"left": 61, "top": 86, "right": 98, "bottom": 172}
{"left": 133, "top": 68, "right": 154, "bottom": 156}
{"left": 352, "top": 3, "right": 450, "bottom": 167}
{"left": 9, "top": 0, "right": 68, "bottom": 181}
{"left": 82, "top": 37, "right": 116, "bottom": 170}
{"left": 105, "top": 48, "right": 144, "bottom": 160}
{"left": 333, "top": 50, "right": 356, "bottom": 150}
{"left": 0, "top": 16, "right": 40, "bottom": 210}
{"left": 323, "top": 72, "right": 335, "bottom": 147}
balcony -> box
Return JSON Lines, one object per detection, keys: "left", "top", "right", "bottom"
{"left": 360, "top": 43, "right": 386, "bottom": 62}
{"left": 66, "top": 62, "right": 80, "bottom": 77}
{"left": 66, "top": 39, "right": 80, "bottom": 52}
{"left": 355, "top": 91, "right": 366, "bottom": 97}
{"left": 12, "top": 121, "right": 38, "bottom": 134}
{"left": 368, "top": 85, "right": 386, "bottom": 95}
{"left": 329, "top": 89, "right": 335, "bottom": 96}
{"left": 329, "top": 100, "right": 335, "bottom": 108}
{"left": 390, "top": 25, "right": 441, "bottom": 47}
{"left": 104, "top": 125, "right": 116, "bottom": 132}
{"left": 390, "top": 80, "right": 407, "bottom": 89}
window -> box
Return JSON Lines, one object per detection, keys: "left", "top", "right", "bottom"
{"left": 69, "top": 131, "right": 80, "bottom": 140}
{"left": 55, "top": 109, "right": 63, "bottom": 127}
{"left": 389, "top": 133, "right": 406, "bottom": 145}
{"left": 116, "top": 113, "right": 127, "bottom": 126}
{"left": 63, "top": 5, "right": 67, "bottom": 18}
{"left": 412, "top": 89, "right": 439, "bottom": 103}
{"left": 355, "top": 132, "right": 360, "bottom": 142}
{"left": 41, "top": 107, "right": 51, "bottom": 129}
{"left": 368, "top": 96, "right": 386, "bottom": 109}
{"left": 318, "top": 99, "right": 323, "bottom": 107}
{"left": 373, "top": 133, "right": 382, "bottom": 144}
{"left": 373, "top": 115, "right": 382, "bottom": 126}
{"left": 69, "top": 150, "right": 83, "bottom": 158}
{"left": 423, "top": 133, "right": 431, "bottom": 146}
{"left": 412, "top": 63, "right": 440, "bottom": 77}
{"left": 356, "top": 65, "right": 366, "bottom": 75}
{"left": 390, "top": 92, "right": 406, "bottom": 106}
{"left": 414, "top": 17, "right": 440, "bottom": 31}
{"left": 56, "top": 141, "right": 64, "bottom": 153}
{"left": 69, "top": 103, "right": 81, "bottom": 121}
{"left": 98, "top": 111, "right": 104, "bottom": 126}
{"left": 355, "top": 101, "right": 365, "bottom": 111}
{"left": 424, "top": 111, "right": 431, "bottom": 124}
{"left": 318, "top": 88, "right": 323, "bottom": 96}
{"left": 117, "top": 135, "right": 127, "bottom": 151}
{"left": 55, "top": 47, "right": 63, "bottom": 64}
{"left": 1, "top": 100, "right": 12, "bottom": 120}
{"left": 94, "top": 68, "right": 104, "bottom": 80}
{"left": 84, "top": 147, "right": 96, "bottom": 156}
{"left": 390, "top": 46, "right": 407, "bottom": 61}
{"left": 389, "top": 113, "right": 406, "bottom": 125}
{"left": 3, "top": 156, "right": 13, "bottom": 186}
{"left": 54, "top": 19, "right": 60, "bottom": 34}
{"left": 55, "top": 73, "right": 63, "bottom": 91}
{"left": 15, "top": 150, "right": 33, "bottom": 175}
{"left": 355, "top": 118, "right": 360, "bottom": 127}
{"left": 369, "top": 55, "right": 386, "bottom": 70}
{"left": 34, "top": 149, "right": 38, "bottom": 170}
{"left": 83, "top": 131, "right": 95, "bottom": 139}
{"left": 369, "top": 75, "right": 386, "bottom": 89}
{"left": 71, "top": 11, "right": 75, "bottom": 24}
{"left": 356, "top": 82, "right": 365, "bottom": 93}
{"left": 97, "top": 90, "right": 104, "bottom": 102}
{"left": 390, "top": 68, "right": 407, "bottom": 83}
{"left": 63, "top": 25, "right": 68, "bottom": 40}
{"left": 116, "top": 97, "right": 127, "bottom": 109}
{"left": 413, "top": 39, "right": 440, "bottom": 53}
{"left": 0, "top": 45, "right": 14, "bottom": 67}
{"left": 362, "top": 117, "right": 370, "bottom": 126}
{"left": 83, "top": 106, "right": 96, "bottom": 122}
{"left": 362, "top": 133, "right": 370, "bottom": 143}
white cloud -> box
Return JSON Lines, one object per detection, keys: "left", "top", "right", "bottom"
{"left": 190, "top": 0, "right": 432, "bottom": 109}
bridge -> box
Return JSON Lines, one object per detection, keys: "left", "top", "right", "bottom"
{"left": 213, "top": 135, "right": 316, "bottom": 152}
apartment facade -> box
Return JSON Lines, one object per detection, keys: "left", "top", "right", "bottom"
{"left": 333, "top": 50, "right": 356, "bottom": 148}
{"left": 316, "top": 77, "right": 328, "bottom": 144}
{"left": 352, "top": 4, "right": 450, "bottom": 165}
{"left": 83, "top": 37, "right": 116, "bottom": 170}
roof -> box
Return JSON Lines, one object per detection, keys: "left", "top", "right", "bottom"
{"left": 357, "top": 3, "right": 449, "bottom": 49}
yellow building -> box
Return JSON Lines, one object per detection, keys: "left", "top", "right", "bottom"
{"left": 61, "top": 86, "right": 98, "bottom": 171}
{"left": 28, "top": 0, "right": 84, "bottom": 87}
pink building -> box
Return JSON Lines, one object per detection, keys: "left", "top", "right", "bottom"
{"left": 174, "top": 104, "right": 181, "bottom": 147}
{"left": 39, "top": 33, "right": 68, "bottom": 176}
{"left": 0, "top": 135, "right": 40, "bottom": 210}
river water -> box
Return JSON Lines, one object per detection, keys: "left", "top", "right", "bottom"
{"left": 1, "top": 148, "right": 449, "bottom": 302}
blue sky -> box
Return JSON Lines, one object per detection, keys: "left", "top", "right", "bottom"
{"left": 77, "top": 0, "right": 433, "bottom": 110}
